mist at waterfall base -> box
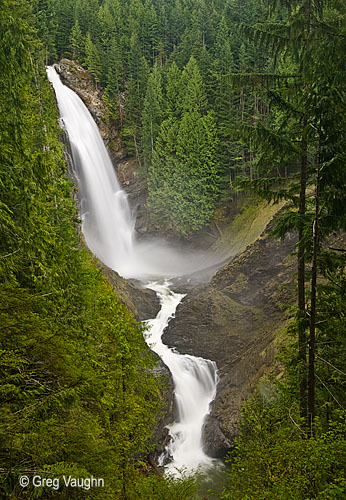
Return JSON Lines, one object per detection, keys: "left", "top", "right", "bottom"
{"left": 46, "top": 66, "right": 215, "bottom": 281}
{"left": 47, "top": 66, "right": 225, "bottom": 483}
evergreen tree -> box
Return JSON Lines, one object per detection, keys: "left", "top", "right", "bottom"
{"left": 85, "top": 31, "right": 102, "bottom": 85}
{"left": 123, "top": 32, "right": 149, "bottom": 161}
{"left": 142, "top": 64, "right": 163, "bottom": 168}
{"left": 53, "top": 0, "right": 74, "bottom": 57}
{"left": 210, "top": 16, "right": 240, "bottom": 187}
{"left": 75, "top": 0, "right": 100, "bottom": 39}
{"left": 226, "top": 0, "right": 346, "bottom": 432}
{"left": 148, "top": 57, "right": 220, "bottom": 234}
{"left": 104, "top": 35, "right": 125, "bottom": 122}
{"left": 70, "top": 20, "right": 84, "bottom": 61}
{"left": 165, "top": 61, "right": 182, "bottom": 118}
{"left": 180, "top": 55, "right": 208, "bottom": 113}
{"left": 34, "top": 0, "right": 58, "bottom": 63}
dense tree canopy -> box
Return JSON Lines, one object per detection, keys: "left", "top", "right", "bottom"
{"left": 1, "top": 0, "right": 345, "bottom": 497}
{"left": 221, "top": 0, "right": 346, "bottom": 497}
{"left": 35, "top": 0, "right": 269, "bottom": 234}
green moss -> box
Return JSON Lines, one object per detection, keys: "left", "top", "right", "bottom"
{"left": 212, "top": 196, "right": 286, "bottom": 260}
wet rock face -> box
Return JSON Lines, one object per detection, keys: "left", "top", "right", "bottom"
{"left": 99, "top": 262, "right": 160, "bottom": 321}
{"left": 202, "top": 414, "right": 232, "bottom": 458}
{"left": 55, "top": 59, "right": 152, "bottom": 235}
{"left": 55, "top": 59, "right": 122, "bottom": 154}
{"left": 162, "top": 228, "right": 297, "bottom": 457}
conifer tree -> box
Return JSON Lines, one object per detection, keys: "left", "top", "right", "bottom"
{"left": 75, "top": 0, "right": 100, "bottom": 39}
{"left": 34, "top": 0, "right": 58, "bottom": 63}
{"left": 210, "top": 16, "right": 240, "bottom": 186}
{"left": 180, "top": 56, "right": 208, "bottom": 113}
{"left": 226, "top": 0, "right": 346, "bottom": 431}
{"left": 85, "top": 32, "right": 102, "bottom": 85}
{"left": 142, "top": 0, "right": 160, "bottom": 64}
{"left": 70, "top": 20, "right": 84, "bottom": 61}
{"left": 104, "top": 35, "right": 125, "bottom": 122}
{"left": 54, "top": 0, "right": 74, "bottom": 57}
{"left": 148, "top": 56, "right": 220, "bottom": 234}
{"left": 142, "top": 64, "right": 163, "bottom": 168}
{"left": 123, "top": 32, "right": 149, "bottom": 161}
{"left": 165, "top": 61, "right": 182, "bottom": 117}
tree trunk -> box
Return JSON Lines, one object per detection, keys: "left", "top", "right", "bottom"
{"left": 298, "top": 131, "right": 308, "bottom": 421}
{"left": 297, "top": 0, "right": 312, "bottom": 424}
{"left": 308, "top": 149, "right": 321, "bottom": 436}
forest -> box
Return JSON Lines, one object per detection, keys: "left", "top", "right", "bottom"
{"left": 1, "top": 0, "right": 346, "bottom": 498}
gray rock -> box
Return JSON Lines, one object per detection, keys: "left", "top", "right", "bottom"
{"left": 162, "top": 226, "right": 297, "bottom": 455}
{"left": 202, "top": 413, "right": 233, "bottom": 458}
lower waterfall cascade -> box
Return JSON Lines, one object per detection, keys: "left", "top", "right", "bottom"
{"left": 145, "top": 282, "right": 218, "bottom": 474}
{"left": 47, "top": 65, "right": 220, "bottom": 476}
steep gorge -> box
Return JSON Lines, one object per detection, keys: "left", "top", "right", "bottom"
{"left": 55, "top": 59, "right": 299, "bottom": 459}
{"left": 164, "top": 221, "right": 297, "bottom": 455}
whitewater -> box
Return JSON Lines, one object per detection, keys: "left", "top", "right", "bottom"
{"left": 47, "top": 66, "right": 219, "bottom": 476}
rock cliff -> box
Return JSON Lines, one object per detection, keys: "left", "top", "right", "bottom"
{"left": 162, "top": 220, "right": 297, "bottom": 457}
{"left": 55, "top": 59, "right": 151, "bottom": 234}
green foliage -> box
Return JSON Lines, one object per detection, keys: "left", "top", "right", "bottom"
{"left": 179, "top": 56, "right": 208, "bottom": 114}
{"left": 164, "top": 61, "right": 182, "bottom": 118}
{"left": 142, "top": 63, "right": 163, "bottom": 168}
{"left": 40, "top": 0, "right": 268, "bottom": 234}
{"left": 222, "top": 226, "right": 346, "bottom": 500}
{"left": 221, "top": 3, "right": 346, "bottom": 498}
{"left": 147, "top": 57, "right": 221, "bottom": 234}
{"left": 134, "top": 472, "right": 200, "bottom": 500}
{"left": 0, "top": 2, "right": 175, "bottom": 498}
{"left": 70, "top": 20, "right": 84, "bottom": 61}
{"left": 2, "top": 0, "right": 346, "bottom": 497}
{"left": 222, "top": 388, "right": 346, "bottom": 500}
{"left": 85, "top": 32, "right": 101, "bottom": 84}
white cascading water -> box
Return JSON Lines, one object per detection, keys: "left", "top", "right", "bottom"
{"left": 46, "top": 66, "right": 212, "bottom": 281}
{"left": 47, "top": 66, "right": 219, "bottom": 476}
{"left": 46, "top": 67, "right": 135, "bottom": 277}
{"left": 145, "top": 282, "right": 218, "bottom": 474}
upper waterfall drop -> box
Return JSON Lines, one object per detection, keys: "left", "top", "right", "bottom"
{"left": 46, "top": 66, "right": 213, "bottom": 281}
{"left": 47, "top": 66, "right": 136, "bottom": 276}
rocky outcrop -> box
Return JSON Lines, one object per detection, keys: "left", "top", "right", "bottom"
{"left": 55, "top": 59, "right": 151, "bottom": 234}
{"left": 99, "top": 261, "right": 160, "bottom": 321}
{"left": 55, "top": 59, "right": 121, "bottom": 154}
{"left": 162, "top": 222, "right": 297, "bottom": 457}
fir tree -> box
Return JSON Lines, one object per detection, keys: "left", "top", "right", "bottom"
{"left": 85, "top": 31, "right": 102, "bottom": 85}
{"left": 70, "top": 20, "right": 84, "bottom": 61}
{"left": 142, "top": 64, "right": 163, "bottom": 168}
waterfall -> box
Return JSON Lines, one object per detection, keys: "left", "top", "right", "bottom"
{"left": 46, "top": 66, "right": 211, "bottom": 280}
{"left": 47, "top": 66, "right": 219, "bottom": 476}
{"left": 145, "top": 282, "right": 218, "bottom": 474}
{"left": 46, "top": 67, "right": 135, "bottom": 277}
